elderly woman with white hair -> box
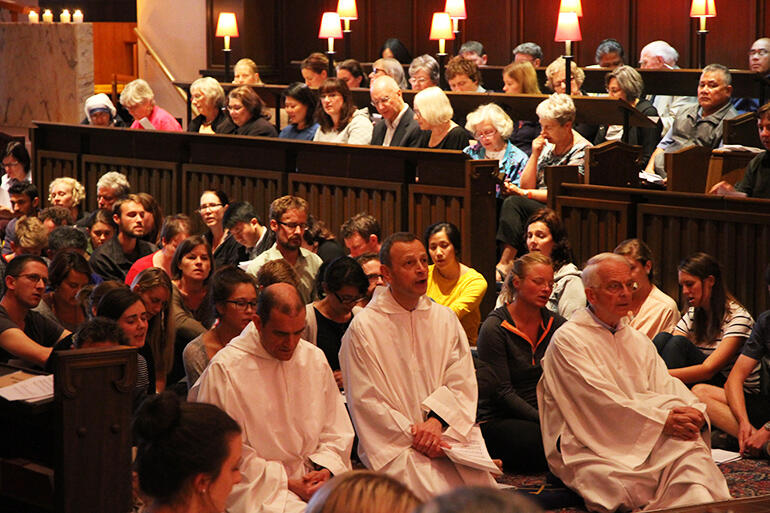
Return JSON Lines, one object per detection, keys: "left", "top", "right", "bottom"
{"left": 81, "top": 93, "right": 125, "bottom": 127}
{"left": 409, "top": 55, "right": 440, "bottom": 92}
{"left": 48, "top": 177, "right": 86, "bottom": 221}
{"left": 463, "top": 103, "right": 528, "bottom": 193}
{"left": 413, "top": 87, "right": 470, "bottom": 150}
{"left": 494, "top": 94, "right": 592, "bottom": 280}
{"left": 188, "top": 76, "right": 236, "bottom": 134}
{"left": 119, "top": 78, "right": 182, "bottom": 131}
{"left": 594, "top": 66, "right": 662, "bottom": 170}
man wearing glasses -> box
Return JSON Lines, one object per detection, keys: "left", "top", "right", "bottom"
{"left": 370, "top": 76, "right": 422, "bottom": 148}
{"left": 733, "top": 38, "right": 770, "bottom": 113}
{"left": 0, "top": 255, "right": 70, "bottom": 368}
{"left": 246, "top": 195, "right": 321, "bottom": 304}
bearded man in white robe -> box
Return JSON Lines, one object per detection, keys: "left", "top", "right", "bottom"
{"left": 193, "top": 283, "right": 354, "bottom": 513}
{"left": 340, "top": 232, "right": 496, "bottom": 501}
{"left": 538, "top": 253, "right": 731, "bottom": 513}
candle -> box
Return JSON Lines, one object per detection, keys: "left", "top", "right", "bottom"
{"left": 60, "top": 9, "right": 71, "bottom": 23}
{"left": 42, "top": 9, "right": 53, "bottom": 23}
{"left": 73, "top": 10, "right": 83, "bottom": 23}
{"left": 28, "top": 10, "right": 39, "bottom": 23}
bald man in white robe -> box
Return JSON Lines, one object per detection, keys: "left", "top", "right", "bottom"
{"left": 538, "top": 253, "right": 730, "bottom": 513}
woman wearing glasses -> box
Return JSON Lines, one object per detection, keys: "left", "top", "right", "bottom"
{"left": 304, "top": 257, "right": 368, "bottom": 390}
{"left": 183, "top": 266, "right": 257, "bottom": 388}
{"left": 198, "top": 190, "right": 247, "bottom": 269}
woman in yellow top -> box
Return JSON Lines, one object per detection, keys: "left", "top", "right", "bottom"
{"left": 424, "top": 222, "right": 488, "bottom": 344}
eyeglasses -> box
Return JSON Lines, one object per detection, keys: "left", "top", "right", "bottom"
{"left": 370, "top": 67, "right": 385, "bottom": 76}
{"left": 276, "top": 220, "right": 307, "bottom": 231}
{"left": 197, "top": 203, "right": 223, "bottom": 213}
{"left": 1, "top": 161, "right": 20, "bottom": 169}
{"left": 225, "top": 299, "right": 258, "bottom": 311}
{"left": 749, "top": 49, "right": 769, "bottom": 57}
{"left": 409, "top": 77, "right": 429, "bottom": 85}
{"left": 365, "top": 273, "right": 383, "bottom": 282}
{"left": 16, "top": 273, "right": 49, "bottom": 287}
{"left": 475, "top": 130, "right": 498, "bottom": 140}
{"left": 371, "top": 96, "right": 391, "bottom": 107}
{"left": 598, "top": 280, "right": 638, "bottom": 295}
{"left": 333, "top": 291, "right": 364, "bottom": 304}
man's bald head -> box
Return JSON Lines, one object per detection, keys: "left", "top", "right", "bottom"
{"left": 370, "top": 75, "right": 405, "bottom": 123}
{"left": 749, "top": 38, "right": 770, "bottom": 75}
{"left": 256, "top": 282, "right": 304, "bottom": 325}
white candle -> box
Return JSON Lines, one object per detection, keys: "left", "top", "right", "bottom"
{"left": 73, "top": 10, "right": 83, "bottom": 23}
{"left": 42, "top": 9, "right": 53, "bottom": 23}
{"left": 28, "top": 10, "right": 39, "bottom": 23}
{"left": 60, "top": 9, "right": 71, "bottom": 23}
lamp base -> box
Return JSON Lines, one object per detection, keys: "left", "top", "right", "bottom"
{"left": 696, "top": 30, "right": 708, "bottom": 69}
{"left": 437, "top": 53, "right": 448, "bottom": 90}
{"left": 223, "top": 48, "right": 232, "bottom": 82}
{"left": 326, "top": 50, "right": 336, "bottom": 77}
{"left": 344, "top": 30, "right": 352, "bottom": 61}
{"left": 563, "top": 54, "right": 573, "bottom": 95}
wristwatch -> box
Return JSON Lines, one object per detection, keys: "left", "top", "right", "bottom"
{"left": 763, "top": 421, "right": 770, "bottom": 432}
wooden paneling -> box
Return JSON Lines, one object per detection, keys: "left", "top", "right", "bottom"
{"left": 558, "top": 197, "right": 631, "bottom": 267}
{"left": 36, "top": 151, "right": 79, "bottom": 195}
{"left": 92, "top": 22, "right": 137, "bottom": 84}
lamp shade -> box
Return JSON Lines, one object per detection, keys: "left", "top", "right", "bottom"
{"left": 215, "top": 12, "right": 239, "bottom": 38}
{"left": 444, "top": 0, "right": 467, "bottom": 19}
{"left": 690, "top": 0, "right": 716, "bottom": 17}
{"left": 319, "top": 12, "right": 343, "bottom": 39}
{"left": 429, "top": 12, "right": 455, "bottom": 40}
{"left": 554, "top": 12, "right": 582, "bottom": 42}
{"left": 558, "top": 0, "right": 583, "bottom": 17}
{"left": 337, "top": 0, "right": 358, "bottom": 20}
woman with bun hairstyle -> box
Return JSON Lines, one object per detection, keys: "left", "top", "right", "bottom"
{"left": 133, "top": 391, "right": 242, "bottom": 513}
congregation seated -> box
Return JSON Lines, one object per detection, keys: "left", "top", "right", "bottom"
{"left": 653, "top": 252, "right": 756, "bottom": 389}
{"left": 369, "top": 57, "right": 407, "bottom": 89}
{"left": 539, "top": 253, "right": 731, "bottom": 512}
{"left": 188, "top": 76, "right": 236, "bottom": 134}
{"left": 380, "top": 38, "right": 412, "bottom": 65}
{"left": 424, "top": 222, "right": 487, "bottom": 345}
{"left": 133, "top": 391, "right": 243, "bottom": 513}
{"left": 198, "top": 190, "right": 247, "bottom": 269}
{"left": 306, "top": 470, "right": 421, "bottom": 513}
{"left": 233, "top": 57, "right": 264, "bottom": 86}
{"left": 120, "top": 78, "right": 182, "bottom": 132}
{"left": 246, "top": 195, "right": 322, "bottom": 303}
{"left": 413, "top": 87, "right": 470, "bottom": 150}
{"left": 126, "top": 214, "right": 191, "bottom": 285}
{"left": 222, "top": 201, "right": 272, "bottom": 260}
{"left": 477, "top": 252, "right": 565, "bottom": 472}
{"left": 335, "top": 59, "right": 368, "bottom": 89}
{"left": 512, "top": 42, "right": 543, "bottom": 67}
{"left": 408, "top": 54, "right": 440, "bottom": 92}
{"left": 227, "top": 86, "right": 278, "bottom": 137}
{"left": 90, "top": 194, "right": 157, "bottom": 282}
{"left": 193, "top": 282, "right": 355, "bottom": 513}
{"left": 594, "top": 65, "right": 662, "bottom": 170}
{"left": 2, "top": 181, "right": 39, "bottom": 256}
{"left": 1, "top": 141, "right": 31, "bottom": 216}
{"left": 613, "top": 238, "right": 679, "bottom": 339}
{"left": 646, "top": 63, "right": 738, "bottom": 177}
{"left": 501, "top": 61, "right": 542, "bottom": 156}
{"left": 81, "top": 92, "right": 126, "bottom": 127}
{"left": 279, "top": 82, "right": 320, "bottom": 141}
{"left": 47, "top": 176, "right": 85, "bottom": 225}
{"left": 131, "top": 267, "right": 174, "bottom": 393}
{"left": 313, "top": 78, "right": 373, "bottom": 145}
{"left": 183, "top": 266, "right": 257, "bottom": 389}
{"left": 445, "top": 55, "right": 485, "bottom": 93}
{"left": 302, "top": 216, "right": 345, "bottom": 263}
{"left": 463, "top": 103, "right": 528, "bottom": 197}
{"left": 340, "top": 212, "right": 382, "bottom": 258}
{"left": 370, "top": 75, "right": 421, "bottom": 148}
{"left": 458, "top": 41, "right": 488, "bottom": 68}
{"left": 32, "top": 250, "right": 90, "bottom": 332}
{"left": 303, "top": 256, "right": 368, "bottom": 389}
{"left": 495, "top": 94, "right": 591, "bottom": 275}
{"left": 300, "top": 52, "right": 329, "bottom": 88}
{"left": 711, "top": 101, "right": 770, "bottom": 198}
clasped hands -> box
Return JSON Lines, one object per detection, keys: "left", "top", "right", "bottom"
{"left": 411, "top": 417, "right": 450, "bottom": 458}
{"left": 663, "top": 406, "right": 705, "bottom": 441}
{"left": 288, "top": 468, "right": 331, "bottom": 502}
{"left": 738, "top": 421, "right": 770, "bottom": 457}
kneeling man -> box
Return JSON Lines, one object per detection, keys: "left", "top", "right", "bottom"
{"left": 193, "top": 283, "right": 354, "bottom": 513}
{"left": 538, "top": 253, "right": 730, "bottom": 513}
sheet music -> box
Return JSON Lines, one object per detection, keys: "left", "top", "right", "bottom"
{"left": 0, "top": 374, "right": 53, "bottom": 402}
{"left": 711, "top": 448, "right": 741, "bottom": 464}
{"left": 443, "top": 430, "right": 502, "bottom": 475}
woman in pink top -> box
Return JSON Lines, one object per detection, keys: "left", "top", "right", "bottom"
{"left": 120, "top": 78, "right": 182, "bottom": 131}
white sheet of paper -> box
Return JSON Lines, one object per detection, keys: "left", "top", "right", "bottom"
{"left": 0, "top": 374, "right": 53, "bottom": 402}
{"left": 443, "top": 429, "right": 502, "bottom": 475}
{"left": 138, "top": 117, "right": 154, "bottom": 130}
{"left": 711, "top": 448, "right": 741, "bottom": 464}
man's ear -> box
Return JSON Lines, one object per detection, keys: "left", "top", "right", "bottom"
{"left": 380, "top": 263, "right": 392, "bottom": 284}
{"left": 32, "top": 197, "right": 40, "bottom": 208}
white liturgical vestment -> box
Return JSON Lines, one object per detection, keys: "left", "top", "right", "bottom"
{"left": 193, "top": 322, "right": 354, "bottom": 513}
{"left": 340, "top": 287, "right": 496, "bottom": 500}
{"left": 537, "top": 308, "right": 731, "bottom": 513}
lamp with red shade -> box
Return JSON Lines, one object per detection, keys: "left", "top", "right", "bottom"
{"left": 216, "top": 12, "right": 239, "bottom": 82}
{"left": 337, "top": 0, "right": 357, "bottom": 59}
{"left": 445, "top": 0, "right": 466, "bottom": 55}
{"left": 554, "top": 11, "right": 582, "bottom": 94}
{"left": 691, "top": 0, "right": 716, "bottom": 68}
{"left": 319, "top": 12, "right": 343, "bottom": 77}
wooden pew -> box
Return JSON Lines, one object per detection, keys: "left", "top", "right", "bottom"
{"left": 706, "top": 149, "right": 755, "bottom": 192}
{"left": 724, "top": 111, "right": 763, "bottom": 147}
{"left": 584, "top": 140, "right": 643, "bottom": 188}
{"left": 665, "top": 145, "right": 712, "bottom": 193}
{"left": 0, "top": 346, "right": 136, "bottom": 513}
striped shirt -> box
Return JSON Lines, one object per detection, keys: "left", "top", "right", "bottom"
{"left": 675, "top": 301, "right": 758, "bottom": 392}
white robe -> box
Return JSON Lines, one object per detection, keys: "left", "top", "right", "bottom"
{"left": 537, "top": 308, "right": 731, "bottom": 513}
{"left": 339, "top": 287, "right": 496, "bottom": 500}
{"left": 192, "top": 322, "right": 354, "bottom": 513}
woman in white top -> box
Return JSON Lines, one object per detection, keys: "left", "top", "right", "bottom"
{"left": 0, "top": 141, "right": 31, "bottom": 215}
{"left": 312, "top": 78, "right": 373, "bottom": 145}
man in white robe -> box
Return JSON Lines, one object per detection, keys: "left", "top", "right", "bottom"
{"left": 340, "top": 232, "right": 496, "bottom": 501}
{"left": 538, "top": 253, "right": 731, "bottom": 513}
{"left": 193, "top": 283, "right": 354, "bottom": 513}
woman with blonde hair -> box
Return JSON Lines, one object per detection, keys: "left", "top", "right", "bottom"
{"left": 414, "top": 87, "right": 470, "bottom": 150}
{"left": 48, "top": 177, "right": 85, "bottom": 221}
{"left": 502, "top": 61, "right": 541, "bottom": 155}
{"left": 306, "top": 470, "right": 421, "bottom": 513}
{"left": 131, "top": 267, "right": 174, "bottom": 393}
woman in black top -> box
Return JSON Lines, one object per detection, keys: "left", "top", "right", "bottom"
{"left": 303, "top": 257, "right": 368, "bottom": 390}
{"left": 413, "top": 87, "right": 470, "bottom": 150}
{"left": 227, "top": 86, "right": 278, "bottom": 137}
{"left": 188, "top": 76, "right": 236, "bottom": 134}
{"left": 476, "top": 252, "right": 566, "bottom": 472}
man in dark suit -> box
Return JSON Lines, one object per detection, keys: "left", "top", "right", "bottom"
{"left": 370, "top": 76, "right": 422, "bottom": 148}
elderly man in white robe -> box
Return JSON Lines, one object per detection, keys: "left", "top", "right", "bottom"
{"left": 538, "top": 253, "right": 731, "bottom": 513}
{"left": 192, "top": 283, "right": 354, "bottom": 513}
{"left": 340, "top": 232, "right": 497, "bottom": 501}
